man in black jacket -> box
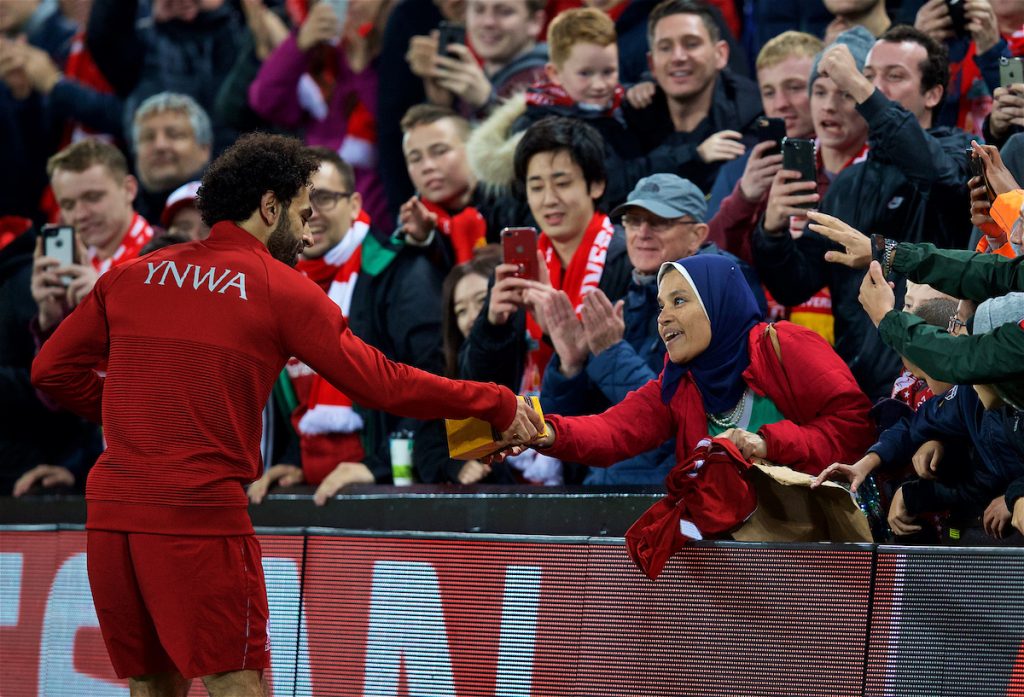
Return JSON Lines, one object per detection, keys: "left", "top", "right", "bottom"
{"left": 622, "top": 0, "right": 762, "bottom": 195}
{"left": 752, "top": 25, "right": 973, "bottom": 400}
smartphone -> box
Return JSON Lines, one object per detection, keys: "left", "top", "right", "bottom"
{"left": 967, "top": 147, "right": 996, "bottom": 201}
{"left": 42, "top": 224, "right": 76, "bottom": 285}
{"left": 1000, "top": 56, "right": 1024, "bottom": 88}
{"left": 946, "top": 0, "right": 967, "bottom": 38}
{"left": 501, "top": 227, "right": 539, "bottom": 281}
{"left": 43, "top": 224, "right": 75, "bottom": 266}
{"left": 782, "top": 137, "right": 816, "bottom": 208}
{"left": 437, "top": 21, "right": 466, "bottom": 58}
{"left": 754, "top": 116, "right": 786, "bottom": 156}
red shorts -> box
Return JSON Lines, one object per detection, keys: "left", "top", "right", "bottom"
{"left": 86, "top": 530, "right": 270, "bottom": 680}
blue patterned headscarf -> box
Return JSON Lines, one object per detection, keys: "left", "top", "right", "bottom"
{"left": 656, "top": 256, "right": 762, "bottom": 410}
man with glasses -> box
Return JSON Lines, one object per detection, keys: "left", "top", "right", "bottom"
{"left": 251, "top": 147, "right": 374, "bottom": 505}
{"left": 540, "top": 173, "right": 764, "bottom": 484}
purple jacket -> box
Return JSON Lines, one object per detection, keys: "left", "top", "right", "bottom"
{"left": 249, "top": 34, "right": 390, "bottom": 228}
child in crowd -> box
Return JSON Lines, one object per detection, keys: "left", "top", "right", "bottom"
{"left": 468, "top": 8, "right": 692, "bottom": 211}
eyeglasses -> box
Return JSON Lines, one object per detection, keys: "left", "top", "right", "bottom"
{"left": 310, "top": 190, "right": 352, "bottom": 213}
{"left": 621, "top": 214, "right": 699, "bottom": 234}
{"left": 947, "top": 314, "right": 968, "bottom": 335}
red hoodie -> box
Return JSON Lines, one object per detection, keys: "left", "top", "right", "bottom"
{"left": 32, "top": 222, "right": 517, "bottom": 535}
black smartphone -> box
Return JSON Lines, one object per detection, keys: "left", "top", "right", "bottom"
{"left": 782, "top": 137, "right": 816, "bottom": 208}
{"left": 946, "top": 0, "right": 968, "bottom": 38}
{"left": 967, "top": 147, "right": 996, "bottom": 202}
{"left": 755, "top": 116, "right": 787, "bottom": 156}
{"left": 1000, "top": 56, "right": 1024, "bottom": 88}
{"left": 501, "top": 226, "right": 539, "bottom": 280}
{"left": 437, "top": 21, "right": 466, "bottom": 59}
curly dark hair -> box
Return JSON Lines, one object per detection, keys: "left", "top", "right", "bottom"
{"left": 196, "top": 133, "right": 320, "bottom": 226}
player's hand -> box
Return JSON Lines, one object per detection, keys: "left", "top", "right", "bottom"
{"left": 498, "top": 398, "right": 543, "bottom": 448}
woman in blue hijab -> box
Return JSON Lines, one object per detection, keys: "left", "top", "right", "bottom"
{"left": 533, "top": 255, "right": 876, "bottom": 475}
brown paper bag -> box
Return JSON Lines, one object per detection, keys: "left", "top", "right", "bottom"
{"left": 730, "top": 462, "right": 873, "bottom": 543}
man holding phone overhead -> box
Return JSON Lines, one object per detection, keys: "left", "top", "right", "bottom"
{"left": 753, "top": 24, "right": 975, "bottom": 400}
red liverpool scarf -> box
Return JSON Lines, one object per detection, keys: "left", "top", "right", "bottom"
{"left": 520, "top": 212, "right": 614, "bottom": 393}
{"left": 524, "top": 81, "right": 625, "bottom": 117}
{"left": 420, "top": 198, "right": 487, "bottom": 264}
{"left": 295, "top": 214, "right": 371, "bottom": 436}
{"left": 89, "top": 213, "right": 155, "bottom": 274}
{"left": 296, "top": 209, "right": 372, "bottom": 290}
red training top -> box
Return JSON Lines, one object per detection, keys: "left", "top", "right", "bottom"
{"left": 32, "top": 222, "right": 517, "bottom": 535}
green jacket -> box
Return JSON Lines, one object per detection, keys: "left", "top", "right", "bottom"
{"left": 879, "top": 243, "right": 1024, "bottom": 389}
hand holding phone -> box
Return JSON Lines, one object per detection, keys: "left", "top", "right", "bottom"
{"left": 42, "top": 225, "right": 76, "bottom": 282}
{"left": 437, "top": 21, "right": 466, "bottom": 59}
{"left": 968, "top": 146, "right": 996, "bottom": 202}
{"left": 501, "top": 227, "right": 539, "bottom": 281}
{"left": 945, "top": 0, "right": 968, "bottom": 39}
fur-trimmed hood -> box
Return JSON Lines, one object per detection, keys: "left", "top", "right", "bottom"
{"left": 467, "top": 92, "right": 528, "bottom": 191}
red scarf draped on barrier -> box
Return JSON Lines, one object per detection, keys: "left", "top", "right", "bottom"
{"left": 625, "top": 437, "right": 757, "bottom": 580}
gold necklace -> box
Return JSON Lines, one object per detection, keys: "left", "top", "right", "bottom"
{"left": 707, "top": 389, "right": 749, "bottom": 429}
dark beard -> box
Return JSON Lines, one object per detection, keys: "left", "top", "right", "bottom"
{"left": 266, "top": 213, "right": 304, "bottom": 267}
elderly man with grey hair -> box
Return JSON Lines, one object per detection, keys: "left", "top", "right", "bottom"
{"left": 130, "top": 92, "right": 213, "bottom": 223}
{"left": 539, "top": 173, "right": 765, "bottom": 485}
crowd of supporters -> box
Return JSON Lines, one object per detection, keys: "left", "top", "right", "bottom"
{"left": 4, "top": 0, "right": 1024, "bottom": 544}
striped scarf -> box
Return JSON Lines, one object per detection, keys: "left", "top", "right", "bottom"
{"left": 520, "top": 212, "right": 614, "bottom": 394}
{"left": 89, "top": 213, "right": 155, "bottom": 275}
{"left": 294, "top": 214, "right": 371, "bottom": 437}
